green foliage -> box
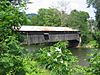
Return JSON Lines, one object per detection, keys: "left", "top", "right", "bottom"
{"left": 0, "top": 36, "right": 51, "bottom": 74}
{"left": 67, "top": 10, "right": 89, "bottom": 28}
{"left": 32, "top": 8, "right": 61, "bottom": 26}
{"left": 87, "top": 40, "right": 98, "bottom": 48}
{"left": 93, "top": 31, "right": 100, "bottom": 47}
{"left": 0, "top": 1, "right": 51, "bottom": 75}
{"left": 35, "top": 41, "right": 78, "bottom": 75}
{"left": 87, "top": 0, "right": 100, "bottom": 30}
{"left": 0, "top": 36, "right": 25, "bottom": 55}
{"left": 95, "top": 31, "right": 100, "bottom": 47}
{"left": 88, "top": 50, "right": 100, "bottom": 75}
{"left": 30, "top": 15, "right": 38, "bottom": 25}
{"left": 0, "top": 55, "right": 24, "bottom": 75}
{"left": 88, "top": 18, "right": 97, "bottom": 32}
{"left": 66, "top": 10, "right": 90, "bottom": 44}
{"left": 69, "top": 65, "right": 94, "bottom": 75}
{"left": 0, "top": 1, "right": 27, "bottom": 74}
{"left": 35, "top": 41, "right": 100, "bottom": 75}
{"left": 31, "top": 8, "right": 90, "bottom": 44}
{"left": 0, "top": 1, "right": 27, "bottom": 42}
{"left": 1, "top": 1, "right": 100, "bottom": 75}
{"left": 0, "top": 0, "right": 27, "bottom": 56}
{"left": 0, "top": 1, "right": 26, "bottom": 26}
{"left": 0, "top": 36, "right": 26, "bottom": 74}
{"left": 87, "top": 0, "right": 100, "bottom": 47}
{"left": 22, "top": 55, "right": 51, "bottom": 75}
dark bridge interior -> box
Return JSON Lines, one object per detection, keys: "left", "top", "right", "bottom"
{"left": 68, "top": 40, "right": 79, "bottom": 48}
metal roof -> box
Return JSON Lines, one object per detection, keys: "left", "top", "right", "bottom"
{"left": 18, "top": 26, "right": 79, "bottom": 31}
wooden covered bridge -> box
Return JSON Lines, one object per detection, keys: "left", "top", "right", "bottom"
{"left": 18, "top": 26, "right": 81, "bottom": 47}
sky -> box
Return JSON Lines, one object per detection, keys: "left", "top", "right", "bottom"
{"left": 25, "top": 0, "right": 96, "bottom": 19}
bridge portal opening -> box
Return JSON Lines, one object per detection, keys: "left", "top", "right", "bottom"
{"left": 68, "top": 40, "right": 79, "bottom": 48}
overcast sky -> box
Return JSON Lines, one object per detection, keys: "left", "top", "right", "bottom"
{"left": 26, "top": 0, "right": 95, "bottom": 19}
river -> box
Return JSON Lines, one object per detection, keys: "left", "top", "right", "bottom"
{"left": 23, "top": 44, "right": 98, "bottom": 66}
{"left": 70, "top": 48, "right": 92, "bottom": 66}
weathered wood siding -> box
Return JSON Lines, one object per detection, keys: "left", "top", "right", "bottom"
{"left": 19, "top": 31, "right": 80, "bottom": 45}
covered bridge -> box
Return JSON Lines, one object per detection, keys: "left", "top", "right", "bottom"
{"left": 18, "top": 26, "right": 81, "bottom": 47}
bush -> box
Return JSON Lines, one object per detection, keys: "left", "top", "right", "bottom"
{"left": 88, "top": 50, "right": 100, "bottom": 75}
{"left": 35, "top": 41, "right": 78, "bottom": 75}
{"left": 0, "top": 1, "right": 50, "bottom": 75}
{"left": 22, "top": 56, "right": 51, "bottom": 75}
{"left": 87, "top": 40, "right": 98, "bottom": 48}
{"left": 0, "top": 36, "right": 26, "bottom": 75}
{"left": 94, "top": 31, "right": 100, "bottom": 48}
{"left": 0, "top": 36, "right": 51, "bottom": 75}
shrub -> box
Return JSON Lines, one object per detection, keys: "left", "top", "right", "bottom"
{"left": 35, "top": 41, "right": 78, "bottom": 75}
{"left": 22, "top": 56, "right": 51, "bottom": 75}
{"left": 0, "top": 36, "right": 51, "bottom": 75}
{"left": 88, "top": 50, "right": 100, "bottom": 75}
{"left": 0, "top": 36, "right": 26, "bottom": 75}
{"left": 87, "top": 40, "right": 98, "bottom": 48}
{"left": 0, "top": 1, "right": 50, "bottom": 75}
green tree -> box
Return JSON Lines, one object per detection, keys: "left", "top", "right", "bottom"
{"left": 0, "top": 1, "right": 51, "bottom": 74}
{"left": 0, "top": 1, "right": 27, "bottom": 74}
{"left": 31, "top": 15, "right": 39, "bottom": 25}
{"left": 66, "top": 10, "right": 90, "bottom": 44}
{"left": 32, "top": 8, "right": 61, "bottom": 26}
{"left": 31, "top": 8, "right": 91, "bottom": 44}
{"left": 93, "top": 31, "right": 100, "bottom": 47}
{"left": 87, "top": 0, "right": 100, "bottom": 30}
{"left": 87, "top": 0, "right": 100, "bottom": 47}
{"left": 88, "top": 18, "right": 97, "bottom": 33}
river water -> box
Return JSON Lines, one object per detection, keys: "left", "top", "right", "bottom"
{"left": 23, "top": 45, "right": 98, "bottom": 66}
{"left": 70, "top": 48, "right": 92, "bottom": 66}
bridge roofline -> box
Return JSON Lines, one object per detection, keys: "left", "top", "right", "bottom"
{"left": 17, "top": 25, "right": 79, "bottom": 32}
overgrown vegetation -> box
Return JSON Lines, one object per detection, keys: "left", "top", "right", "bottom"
{"left": 34, "top": 41, "right": 100, "bottom": 75}
{"left": 87, "top": 0, "right": 100, "bottom": 48}
{"left": 0, "top": 1, "right": 51, "bottom": 75}
{"left": 35, "top": 41, "right": 78, "bottom": 75}
{"left": 88, "top": 49, "right": 100, "bottom": 75}
{"left": 0, "top": 0, "right": 100, "bottom": 75}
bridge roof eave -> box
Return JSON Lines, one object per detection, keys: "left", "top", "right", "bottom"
{"left": 18, "top": 25, "right": 79, "bottom": 32}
